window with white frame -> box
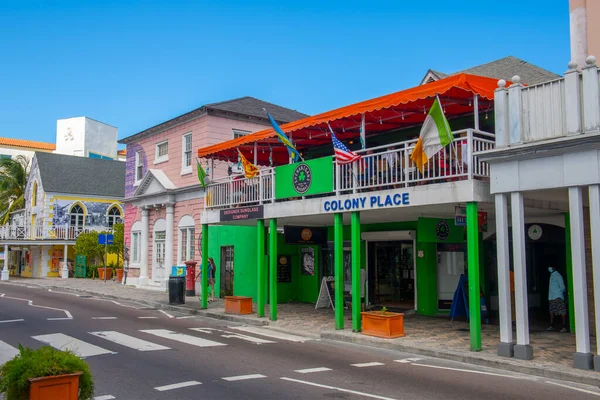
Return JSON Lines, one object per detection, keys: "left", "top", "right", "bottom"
{"left": 233, "top": 129, "right": 251, "bottom": 139}
{"left": 131, "top": 231, "right": 141, "bottom": 263}
{"left": 135, "top": 151, "right": 144, "bottom": 183}
{"left": 182, "top": 133, "right": 192, "bottom": 172}
{"left": 178, "top": 215, "right": 196, "bottom": 264}
{"left": 155, "top": 140, "right": 168, "bottom": 163}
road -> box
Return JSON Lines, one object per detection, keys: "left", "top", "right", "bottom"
{"left": 0, "top": 283, "right": 599, "bottom": 400}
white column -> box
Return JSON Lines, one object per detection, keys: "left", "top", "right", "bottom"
{"left": 511, "top": 192, "right": 532, "bottom": 360}
{"left": 568, "top": 186, "right": 593, "bottom": 369}
{"left": 1, "top": 244, "right": 9, "bottom": 281}
{"left": 495, "top": 193, "right": 513, "bottom": 356}
{"left": 589, "top": 185, "right": 600, "bottom": 371}
{"left": 139, "top": 208, "right": 150, "bottom": 285}
{"left": 61, "top": 243, "right": 69, "bottom": 279}
{"left": 165, "top": 203, "right": 175, "bottom": 287}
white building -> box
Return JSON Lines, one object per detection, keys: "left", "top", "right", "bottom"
{"left": 55, "top": 117, "right": 119, "bottom": 160}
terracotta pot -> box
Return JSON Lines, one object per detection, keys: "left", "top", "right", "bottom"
{"left": 224, "top": 296, "right": 253, "bottom": 315}
{"left": 98, "top": 268, "right": 113, "bottom": 281}
{"left": 361, "top": 311, "right": 405, "bottom": 339}
{"left": 115, "top": 268, "right": 124, "bottom": 282}
{"left": 29, "top": 372, "right": 82, "bottom": 400}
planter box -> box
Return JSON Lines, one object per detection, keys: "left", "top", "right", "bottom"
{"left": 98, "top": 268, "right": 113, "bottom": 281}
{"left": 361, "top": 311, "right": 405, "bottom": 339}
{"left": 224, "top": 296, "right": 253, "bottom": 315}
{"left": 115, "top": 268, "right": 124, "bottom": 282}
{"left": 29, "top": 372, "right": 82, "bottom": 400}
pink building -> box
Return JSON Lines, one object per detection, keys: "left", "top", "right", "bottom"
{"left": 119, "top": 97, "right": 306, "bottom": 288}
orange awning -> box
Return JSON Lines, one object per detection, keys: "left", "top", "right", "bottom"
{"left": 198, "top": 73, "right": 501, "bottom": 164}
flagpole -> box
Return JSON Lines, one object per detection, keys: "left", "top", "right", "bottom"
{"left": 435, "top": 95, "right": 460, "bottom": 176}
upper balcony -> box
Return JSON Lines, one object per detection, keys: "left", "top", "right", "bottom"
{"left": 0, "top": 223, "right": 113, "bottom": 242}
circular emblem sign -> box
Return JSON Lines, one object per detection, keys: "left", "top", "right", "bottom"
{"left": 301, "top": 228, "right": 313, "bottom": 241}
{"left": 528, "top": 224, "right": 543, "bottom": 241}
{"left": 279, "top": 256, "right": 288, "bottom": 265}
{"left": 436, "top": 220, "right": 450, "bottom": 241}
{"left": 292, "top": 163, "right": 312, "bottom": 194}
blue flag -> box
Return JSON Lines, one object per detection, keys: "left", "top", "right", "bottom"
{"left": 266, "top": 111, "right": 301, "bottom": 163}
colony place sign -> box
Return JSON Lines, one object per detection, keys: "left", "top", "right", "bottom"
{"left": 323, "top": 192, "right": 410, "bottom": 212}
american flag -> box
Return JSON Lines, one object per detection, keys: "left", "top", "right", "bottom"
{"left": 329, "top": 124, "right": 361, "bottom": 165}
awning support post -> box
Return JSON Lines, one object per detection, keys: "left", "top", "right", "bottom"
{"left": 334, "top": 213, "right": 344, "bottom": 330}
{"left": 351, "top": 212, "right": 361, "bottom": 332}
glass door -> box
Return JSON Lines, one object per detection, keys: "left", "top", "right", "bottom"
{"left": 220, "top": 246, "right": 234, "bottom": 296}
{"left": 153, "top": 231, "right": 166, "bottom": 283}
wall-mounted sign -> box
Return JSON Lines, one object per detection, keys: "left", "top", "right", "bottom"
{"left": 301, "top": 247, "right": 315, "bottom": 276}
{"left": 284, "top": 226, "right": 327, "bottom": 245}
{"left": 528, "top": 224, "right": 543, "bottom": 240}
{"left": 220, "top": 205, "right": 264, "bottom": 222}
{"left": 436, "top": 220, "right": 450, "bottom": 241}
{"left": 277, "top": 255, "right": 292, "bottom": 283}
{"left": 276, "top": 156, "right": 334, "bottom": 199}
{"left": 323, "top": 192, "right": 410, "bottom": 212}
{"left": 455, "top": 206, "right": 466, "bottom": 226}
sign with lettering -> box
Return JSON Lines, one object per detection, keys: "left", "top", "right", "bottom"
{"left": 284, "top": 226, "right": 327, "bottom": 245}
{"left": 220, "top": 205, "right": 264, "bottom": 222}
{"left": 277, "top": 255, "right": 292, "bottom": 283}
{"left": 322, "top": 192, "right": 410, "bottom": 212}
{"left": 275, "top": 156, "right": 334, "bottom": 199}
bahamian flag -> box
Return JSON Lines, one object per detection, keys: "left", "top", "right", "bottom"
{"left": 197, "top": 159, "right": 207, "bottom": 187}
{"left": 266, "top": 110, "right": 301, "bottom": 162}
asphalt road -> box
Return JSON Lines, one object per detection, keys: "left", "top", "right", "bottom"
{"left": 1, "top": 283, "right": 599, "bottom": 400}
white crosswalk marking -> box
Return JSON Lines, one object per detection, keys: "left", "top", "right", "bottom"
{"left": 32, "top": 333, "right": 115, "bottom": 357}
{"left": 140, "top": 329, "right": 226, "bottom": 348}
{"left": 394, "top": 357, "right": 422, "bottom": 364}
{"left": 229, "top": 326, "right": 311, "bottom": 342}
{"left": 190, "top": 328, "right": 275, "bottom": 344}
{"left": 222, "top": 374, "right": 266, "bottom": 381}
{"left": 0, "top": 340, "right": 19, "bottom": 365}
{"left": 351, "top": 362, "right": 385, "bottom": 368}
{"left": 94, "top": 396, "right": 116, "bottom": 400}
{"left": 154, "top": 381, "right": 202, "bottom": 391}
{"left": 294, "top": 367, "right": 332, "bottom": 374}
{"left": 89, "top": 331, "right": 170, "bottom": 351}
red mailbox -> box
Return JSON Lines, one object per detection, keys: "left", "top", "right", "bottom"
{"left": 185, "top": 261, "right": 197, "bottom": 296}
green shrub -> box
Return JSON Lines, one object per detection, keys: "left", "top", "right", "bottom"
{"left": 0, "top": 345, "right": 94, "bottom": 399}
{"left": 86, "top": 265, "right": 99, "bottom": 279}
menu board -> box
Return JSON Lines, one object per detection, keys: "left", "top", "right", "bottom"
{"left": 277, "top": 255, "right": 292, "bottom": 283}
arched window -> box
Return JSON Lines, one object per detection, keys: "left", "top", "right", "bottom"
{"left": 31, "top": 182, "right": 38, "bottom": 207}
{"left": 69, "top": 204, "right": 85, "bottom": 230}
{"left": 107, "top": 206, "right": 122, "bottom": 228}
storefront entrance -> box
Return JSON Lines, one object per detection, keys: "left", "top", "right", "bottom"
{"left": 220, "top": 245, "right": 234, "bottom": 297}
{"left": 368, "top": 241, "right": 415, "bottom": 310}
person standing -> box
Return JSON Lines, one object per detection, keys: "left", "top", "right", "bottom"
{"left": 547, "top": 266, "right": 567, "bottom": 333}
{"left": 207, "top": 257, "right": 216, "bottom": 302}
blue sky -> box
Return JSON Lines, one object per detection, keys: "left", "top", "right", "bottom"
{"left": 0, "top": 0, "right": 570, "bottom": 144}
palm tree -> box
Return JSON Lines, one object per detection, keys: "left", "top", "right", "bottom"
{"left": 0, "top": 155, "right": 29, "bottom": 224}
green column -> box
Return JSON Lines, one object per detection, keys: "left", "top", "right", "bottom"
{"left": 201, "top": 224, "right": 209, "bottom": 309}
{"left": 334, "top": 213, "right": 344, "bottom": 330}
{"left": 466, "top": 202, "right": 482, "bottom": 351}
{"left": 257, "top": 220, "right": 265, "bottom": 317}
{"left": 564, "top": 213, "right": 576, "bottom": 332}
{"left": 351, "top": 212, "right": 361, "bottom": 332}
{"left": 269, "top": 219, "right": 278, "bottom": 321}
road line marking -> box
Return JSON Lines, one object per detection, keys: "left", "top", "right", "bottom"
{"left": 176, "top": 316, "right": 195, "bottom": 319}
{"left": 351, "top": 362, "right": 385, "bottom": 368}
{"left": 159, "top": 310, "right": 175, "bottom": 318}
{"left": 229, "top": 326, "right": 311, "bottom": 342}
{"left": 544, "top": 381, "right": 600, "bottom": 396}
{"left": 281, "top": 377, "right": 396, "bottom": 400}
{"left": 47, "top": 318, "right": 74, "bottom": 321}
{"left": 0, "top": 340, "right": 19, "bottom": 365}
{"left": 190, "top": 328, "right": 276, "bottom": 344}
{"left": 154, "top": 381, "right": 202, "bottom": 391}
{"left": 294, "top": 367, "right": 332, "bottom": 374}
{"left": 222, "top": 374, "right": 266, "bottom": 381}
{"left": 0, "top": 294, "right": 73, "bottom": 319}
{"left": 138, "top": 316, "right": 158, "bottom": 319}
{"left": 91, "top": 317, "right": 118, "bottom": 320}
{"left": 394, "top": 357, "right": 422, "bottom": 364}
{"left": 411, "top": 363, "right": 527, "bottom": 379}
{"left": 140, "top": 329, "right": 227, "bottom": 348}
{"left": 32, "top": 333, "right": 116, "bottom": 358}
{"left": 89, "top": 331, "right": 170, "bottom": 352}
{"left": 94, "top": 396, "right": 116, "bottom": 400}
{"left": 0, "top": 319, "right": 24, "bottom": 324}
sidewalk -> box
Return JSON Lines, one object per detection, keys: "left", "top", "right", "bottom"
{"left": 2, "top": 277, "right": 599, "bottom": 386}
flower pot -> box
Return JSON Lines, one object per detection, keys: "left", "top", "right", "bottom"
{"left": 361, "top": 311, "right": 405, "bottom": 339}
{"left": 115, "top": 268, "right": 124, "bottom": 282}
{"left": 224, "top": 296, "right": 253, "bottom": 315}
{"left": 29, "top": 372, "right": 82, "bottom": 400}
{"left": 98, "top": 268, "right": 113, "bottom": 281}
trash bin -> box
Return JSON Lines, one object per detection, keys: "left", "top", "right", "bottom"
{"left": 168, "top": 276, "right": 185, "bottom": 305}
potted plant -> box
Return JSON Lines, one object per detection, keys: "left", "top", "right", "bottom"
{"left": 361, "top": 306, "right": 405, "bottom": 339}
{"left": 0, "top": 345, "right": 94, "bottom": 400}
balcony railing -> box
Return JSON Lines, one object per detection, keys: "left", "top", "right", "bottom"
{"left": 204, "top": 129, "right": 494, "bottom": 210}
{"left": 0, "top": 224, "right": 112, "bottom": 241}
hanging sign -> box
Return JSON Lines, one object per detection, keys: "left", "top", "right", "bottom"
{"left": 455, "top": 206, "right": 466, "bottom": 226}
{"left": 284, "top": 226, "right": 327, "bottom": 245}
{"left": 220, "top": 205, "right": 264, "bottom": 222}
{"left": 275, "top": 156, "right": 334, "bottom": 199}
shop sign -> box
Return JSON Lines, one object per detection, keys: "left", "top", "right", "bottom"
{"left": 220, "top": 205, "right": 264, "bottom": 222}
{"left": 301, "top": 247, "right": 315, "bottom": 276}
{"left": 455, "top": 207, "right": 466, "bottom": 226}
{"left": 277, "top": 255, "right": 292, "bottom": 283}
{"left": 436, "top": 220, "right": 450, "bottom": 241}
{"left": 284, "top": 226, "right": 327, "bottom": 245}
{"left": 528, "top": 224, "right": 543, "bottom": 240}
{"left": 323, "top": 192, "right": 410, "bottom": 212}
{"left": 478, "top": 211, "right": 488, "bottom": 233}
{"left": 275, "top": 156, "right": 334, "bottom": 199}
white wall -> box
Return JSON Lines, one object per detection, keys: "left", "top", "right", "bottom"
{"left": 0, "top": 147, "right": 36, "bottom": 161}
{"left": 55, "top": 117, "right": 118, "bottom": 159}
{"left": 84, "top": 118, "right": 118, "bottom": 159}
{"left": 56, "top": 117, "right": 86, "bottom": 157}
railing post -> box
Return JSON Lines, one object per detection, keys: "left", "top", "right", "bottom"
{"left": 565, "top": 61, "right": 583, "bottom": 135}
{"left": 508, "top": 75, "right": 523, "bottom": 145}
{"left": 352, "top": 161, "right": 358, "bottom": 194}
{"left": 467, "top": 129, "right": 474, "bottom": 180}
{"left": 259, "top": 173, "right": 263, "bottom": 204}
{"left": 404, "top": 142, "right": 410, "bottom": 188}
{"left": 494, "top": 80, "right": 509, "bottom": 147}
{"left": 335, "top": 162, "right": 340, "bottom": 196}
{"left": 582, "top": 56, "right": 600, "bottom": 132}
{"left": 271, "top": 169, "right": 276, "bottom": 203}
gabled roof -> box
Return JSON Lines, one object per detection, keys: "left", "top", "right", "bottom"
{"left": 0, "top": 137, "right": 55, "bottom": 151}
{"left": 133, "top": 169, "right": 177, "bottom": 197}
{"left": 34, "top": 152, "right": 125, "bottom": 198}
{"left": 119, "top": 96, "right": 308, "bottom": 144}
{"left": 421, "top": 56, "right": 560, "bottom": 86}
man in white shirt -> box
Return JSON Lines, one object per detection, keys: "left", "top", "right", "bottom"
{"left": 547, "top": 266, "right": 567, "bottom": 333}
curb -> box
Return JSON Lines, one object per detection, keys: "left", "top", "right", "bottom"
{"left": 320, "top": 331, "right": 600, "bottom": 387}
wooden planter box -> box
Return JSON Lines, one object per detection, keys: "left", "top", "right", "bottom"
{"left": 361, "top": 311, "right": 405, "bottom": 339}
{"left": 115, "top": 269, "right": 124, "bottom": 282}
{"left": 224, "top": 296, "right": 253, "bottom": 315}
{"left": 98, "top": 268, "right": 113, "bottom": 281}
{"left": 29, "top": 372, "right": 82, "bottom": 400}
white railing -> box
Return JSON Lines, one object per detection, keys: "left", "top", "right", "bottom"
{"left": 521, "top": 77, "right": 567, "bottom": 141}
{"left": 204, "top": 129, "right": 494, "bottom": 210}
{"left": 0, "top": 224, "right": 112, "bottom": 241}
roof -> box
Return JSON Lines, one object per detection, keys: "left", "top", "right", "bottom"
{"left": 35, "top": 152, "right": 125, "bottom": 198}
{"left": 119, "top": 96, "right": 308, "bottom": 144}
{"left": 117, "top": 149, "right": 126, "bottom": 156}
{"left": 422, "top": 56, "right": 560, "bottom": 85}
{"left": 198, "top": 73, "right": 502, "bottom": 164}
{"left": 0, "top": 137, "right": 55, "bottom": 151}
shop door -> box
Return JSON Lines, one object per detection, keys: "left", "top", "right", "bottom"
{"left": 436, "top": 243, "right": 465, "bottom": 309}
{"left": 220, "top": 246, "right": 234, "bottom": 297}
{"left": 372, "top": 241, "right": 414, "bottom": 307}
{"left": 152, "top": 231, "right": 166, "bottom": 283}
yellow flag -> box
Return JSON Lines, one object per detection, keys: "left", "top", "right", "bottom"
{"left": 237, "top": 149, "right": 259, "bottom": 178}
